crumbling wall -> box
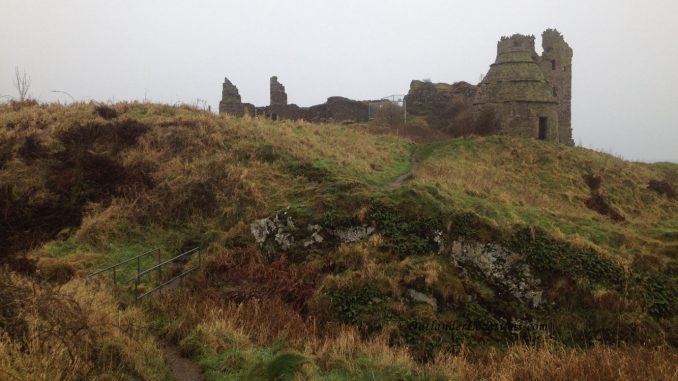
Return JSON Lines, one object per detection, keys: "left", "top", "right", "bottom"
{"left": 218, "top": 77, "right": 254, "bottom": 117}
{"left": 270, "top": 76, "right": 288, "bottom": 106}
{"left": 255, "top": 96, "right": 368, "bottom": 123}
{"left": 217, "top": 75, "right": 368, "bottom": 123}
{"left": 404, "top": 80, "right": 476, "bottom": 136}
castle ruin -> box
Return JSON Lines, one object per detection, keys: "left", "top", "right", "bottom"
{"left": 219, "top": 29, "right": 573, "bottom": 144}
{"left": 473, "top": 29, "right": 573, "bottom": 145}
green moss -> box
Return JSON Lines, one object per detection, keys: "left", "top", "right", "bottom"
{"left": 508, "top": 227, "right": 625, "bottom": 289}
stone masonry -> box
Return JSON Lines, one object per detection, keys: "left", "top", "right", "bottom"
{"left": 218, "top": 29, "right": 573, "bottom": 144}
{"left": 219, "top": 76, "right": 368, "bottom": 123}
{"left": 473, "top": 29, "right": 573, "bottom": 145}
{"left": 270, "top": 76, "right": 288, "bottom": 106}
{"left": 540, "top": 29, "right": 573, "bottom": 145}
{"left": 218, "top": 77, "right": 254, "bottom": 117}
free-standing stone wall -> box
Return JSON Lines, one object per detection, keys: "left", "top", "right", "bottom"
{"left": 218, "top": 77, "right": 254, "bottom": 117}
{"left": 219, "top": 76, "right": 368, "bottom": 123}
{"left": 270, "top": 76, "right": 288, "bottom": 106}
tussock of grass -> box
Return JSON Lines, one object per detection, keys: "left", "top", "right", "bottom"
{"left": 0, "top": 270, "right": 172, "bottom": 380}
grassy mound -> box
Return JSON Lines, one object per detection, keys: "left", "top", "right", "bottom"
{"left": 0, "top": 101, "right": 676, "bottom": 380}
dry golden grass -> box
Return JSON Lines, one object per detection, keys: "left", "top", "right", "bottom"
{"left": 413, "top": 136, "right": 678, "bottom": 262}
{"left": 0, "top": 270, "right": 171, "bottom": 381}
{"left": 2, "top": 102, "right": 676, "bottom": 380}
{"left": 150, "top": 286, "right": 677, "bottom": 380}
{"left": 440, "top": 342, "right": 678, "bottom": 381}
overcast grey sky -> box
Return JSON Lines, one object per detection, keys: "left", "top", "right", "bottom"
{"left": 1, "top": 0, "right": 676, "bottom": 162}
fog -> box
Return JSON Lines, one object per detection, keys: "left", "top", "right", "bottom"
{"left": 1, "top": 0, "right": 676, "bottom": 162}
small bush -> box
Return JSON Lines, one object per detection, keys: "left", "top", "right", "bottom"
{"left": 94, "top": 104, "right": 118, "bottom": 120}
{"left": 648, "top": 179, "right": 676, "bottom": 199}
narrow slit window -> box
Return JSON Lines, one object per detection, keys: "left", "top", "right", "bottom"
{"left": 551, "top": 60, "right": 556, "bottom": 70}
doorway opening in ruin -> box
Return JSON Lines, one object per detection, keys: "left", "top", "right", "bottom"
{"left": 271, "top": 113, "right": 278, "bottom": 121}
{"left": 551, "top": 60, "right": 557, "bottom": 70}
{"left": 538, "top": 117, "right": 548, "bottom": 140}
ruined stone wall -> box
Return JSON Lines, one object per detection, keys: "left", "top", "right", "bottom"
{"left": 216, "top": 74, "right": 367, "bottom": 123}
{"left": 218, "top": 77, "right": 254, "bottom": 117}
{"left": 405, "top": 80, "right": 476, "bottom": 135}
{"left": 539, "top": 29, "right": 573, "bottom": 145}
{"left": 270, "top": 76, "right": 288, "bottom": 106}
{"left": 255, "top": 96, "right": 368, "bottom": 123}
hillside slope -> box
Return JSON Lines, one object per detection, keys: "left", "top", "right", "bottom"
{"left": 0, "top": 101, "right": 676, "bottom": 380}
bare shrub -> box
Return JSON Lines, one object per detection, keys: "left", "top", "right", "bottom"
{"left": 474, "top": 109, "right": 500, "bottom": 136}
{"left": 13, "top": 67, "right": 31, "bottom": 101}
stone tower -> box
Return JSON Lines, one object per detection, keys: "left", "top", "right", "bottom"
{"left": 539, "top": 29, "right": 573, "bottom": 145}
{"left": 270, "top": 76, "right": 288, "bottom": 106}
{"left": 474, "top": 34, "right": 560, "bottom": 142}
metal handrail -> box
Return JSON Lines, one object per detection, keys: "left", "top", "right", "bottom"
{"left": 136, "top": 266, "right": 199, "bottom": 299}
{"left": 87, "top": 248, "right": 160, "bottom": 285}
{"left": 87, "top": 248, "right": 159, "bottom": 278}
{"left": 134, "top": 247, "right": 199, "bottom": 281}
{"left": 134, "top": 246, "right": 201, "bottom": 300}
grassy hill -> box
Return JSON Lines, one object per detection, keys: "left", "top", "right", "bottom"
{"left": 1, "top": 101, "right": 676, "bottom": 380}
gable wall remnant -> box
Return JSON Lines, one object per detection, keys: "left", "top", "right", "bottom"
{"left": 219, "top": 76, "right": 368, "bottom": 123}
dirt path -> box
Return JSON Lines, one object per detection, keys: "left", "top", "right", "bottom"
{"left": 388, "top": 153, "right": 419, "bottom": 189}
{"left": 163, "top": 342, "right": 204, "bottom": 381}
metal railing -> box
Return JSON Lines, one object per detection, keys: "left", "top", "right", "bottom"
{"left": 133, "top": 247, "right": 201, "bottom": 300}
{"left": 87, "top": 248, "right": 160, "bottom": 285}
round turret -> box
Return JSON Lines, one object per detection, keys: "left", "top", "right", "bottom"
{"left": 473, "top": 33, "right": 561, "bottom": 142}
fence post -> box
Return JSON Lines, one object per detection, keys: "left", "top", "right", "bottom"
{"left": 112, "top": 266, "right": 117, "bottom": 285}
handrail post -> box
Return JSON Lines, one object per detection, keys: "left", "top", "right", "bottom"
{"left": 157, "top": 250, "right": 162, "bottom": 285}
{"left": 131, "top": 247, "right": 200, "bottom": 301}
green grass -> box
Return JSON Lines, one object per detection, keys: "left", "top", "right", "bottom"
{"left": 1, "top": 101, "right": 676, "bottom": 380}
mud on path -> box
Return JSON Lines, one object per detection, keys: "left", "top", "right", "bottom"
{"left": 388, "top": 153, "right": 419, "bottom": 189}
{"left": 163, "top": 342, "right": 204, "bottom": 381}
